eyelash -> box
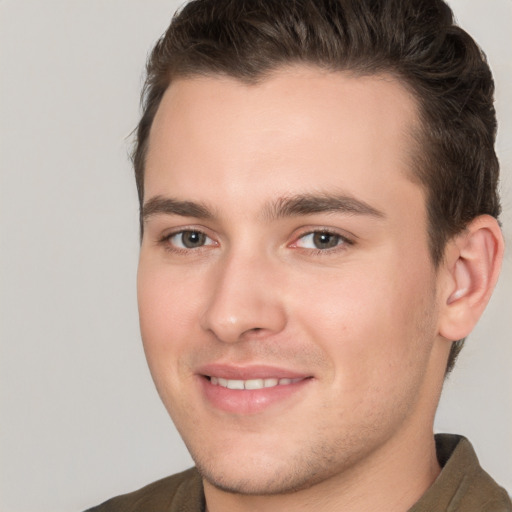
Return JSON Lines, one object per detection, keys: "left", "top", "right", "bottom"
{"left": 158, "top": 228, "right": 354, "bottom": 255}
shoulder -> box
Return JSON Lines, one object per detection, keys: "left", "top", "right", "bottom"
{"left": 456, "top": 440, "right": 511, "bottom": 512}
{"left": 84, "top": 467, "right": 204, "bottom": 512}
{"left": 411, "top": 435, "right": 511, "bottom": 512}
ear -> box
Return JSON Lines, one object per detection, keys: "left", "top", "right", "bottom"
{"left": 438, "top": 215, "right": 504, "bottom": 341}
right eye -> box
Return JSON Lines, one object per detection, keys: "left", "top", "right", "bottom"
{"left": 165, "top": 230, "right": 215, "bottom": 250}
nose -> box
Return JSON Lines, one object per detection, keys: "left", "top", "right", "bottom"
{"left": 200, "top": 251, "right": 287, "bottom": 343}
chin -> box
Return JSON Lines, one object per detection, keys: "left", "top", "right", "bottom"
{"left": 196, "top": 460, "right": 328, "bottom": 496}
{"left": 186, "top": 435, "right": 352, "bottom": 497}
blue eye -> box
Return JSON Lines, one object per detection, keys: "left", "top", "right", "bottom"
{"left": 168, "top": 230, "right": 214, "bottom": 249}
{"left": 296, "top": 231, "right": 346, "bottom": 250}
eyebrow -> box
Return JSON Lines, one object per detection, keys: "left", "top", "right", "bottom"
{"left": 142, "top": 196, "right": 214, "bottom": 222}
{"left": 263, "top": 193, "right": 385, "bottom": 221}
{"left": 142, "top": 192, "right": 385, "bottom": 223}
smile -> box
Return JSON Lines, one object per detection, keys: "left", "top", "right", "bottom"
{"left": 209, "top": 376, "right": 304, "bottom": 390}
{"left": 199, "top": 368, "right": 313, "bottom": 414}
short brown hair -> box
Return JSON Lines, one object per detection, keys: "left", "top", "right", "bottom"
{"left": 133, "top": 0, "right": 501, "bottom": 372}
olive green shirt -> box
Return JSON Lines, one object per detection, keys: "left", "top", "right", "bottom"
{"left": 86, "top": 435, "right": 511, "bottom": 511}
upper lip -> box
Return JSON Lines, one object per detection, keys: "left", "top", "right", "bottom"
{"left": 196, "top": 363, "right": 311, "bottom": 380}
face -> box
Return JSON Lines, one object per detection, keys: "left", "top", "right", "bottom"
{"left": 138, "top": 67, "right": 448, "bottom": 495}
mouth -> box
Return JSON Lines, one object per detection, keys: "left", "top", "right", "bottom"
{"left": 197, "top": 365, "right": 313, "bottom": 414}
{"left": 208, "top": 376, "right": 305, "bottom": 390}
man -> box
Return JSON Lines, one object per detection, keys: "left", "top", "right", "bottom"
{"left": 87, "top": 0, "right": 510, "bottom": 510}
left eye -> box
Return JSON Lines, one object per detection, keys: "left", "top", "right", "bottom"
{"left": 295, "top": 231, "right": 346, "bottom": 250}
{"left": 167, "top": 230, "right": 215, "bottom": 249}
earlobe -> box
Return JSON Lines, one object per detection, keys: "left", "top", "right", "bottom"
{"left": 438, "top": 215, "right": 504, "bottom": 341}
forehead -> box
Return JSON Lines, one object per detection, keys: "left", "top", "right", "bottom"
{"left": 145, "top": 66, "right": 422, "bottom": 212}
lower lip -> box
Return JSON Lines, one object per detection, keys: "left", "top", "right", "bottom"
{"left": 199, "top": 376, "right": 312, "bottom": 415}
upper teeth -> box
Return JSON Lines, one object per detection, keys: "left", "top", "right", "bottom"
{"left": 210, "top": 377, "right": 301, "bottom": 390}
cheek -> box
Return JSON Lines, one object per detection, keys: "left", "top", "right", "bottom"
{"left": 291, "top": 257, "right": 436, "bottom": 385}
{"left": 137, "top": 262, "right": 202, "bottom": 370}
{"left": 137, "top": 263, "right": 207, "bottom": 419}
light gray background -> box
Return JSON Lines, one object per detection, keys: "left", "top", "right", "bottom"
{"left": 0, "top": 1, "right": 510, "bottom": 511}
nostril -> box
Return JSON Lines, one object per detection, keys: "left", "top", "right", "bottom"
{"left": 243, "top": 327, "right": 265, "bottom": 337}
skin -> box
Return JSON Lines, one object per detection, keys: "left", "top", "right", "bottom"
{"left": 137, "top": 67, "right": 496, "bottom": 511}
